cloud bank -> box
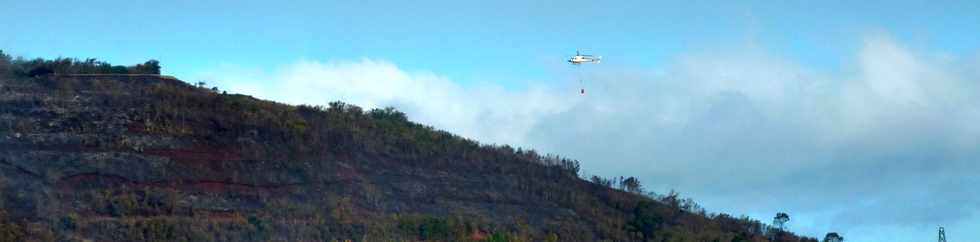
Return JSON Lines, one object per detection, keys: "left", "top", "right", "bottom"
{"left": 200, "top": 33, "right": 980, "bottom": 241}
{"left": 200, "top": 59, "right": 572, "bottom": 147}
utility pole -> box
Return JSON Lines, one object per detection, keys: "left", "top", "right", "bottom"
{"left": 938, "top": 227, "right": 947, "bottom": 242}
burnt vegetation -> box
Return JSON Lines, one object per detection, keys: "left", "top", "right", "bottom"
{"left": 0, "top": 52, "right": 817, "bottom": 241}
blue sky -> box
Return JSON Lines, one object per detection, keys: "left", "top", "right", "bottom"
{"left": 4, "top": 1, "right": 977, "bottom": 84}
{"left": 4, "top": 1, "right": 980, "bottom": 241}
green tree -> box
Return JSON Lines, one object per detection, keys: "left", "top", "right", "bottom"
{"left": 130, "top": 59, "right": 161, "bottom": 74}
{"left": 823, "top": 232, "right": 843, "bottom": 242}
{"left": 544, "top": 233, "right": 559, "bottom": 242}
{"left": 628, "top": 201, "right": 664, "bottom": 240}
{"left": 369, "top": 107, "right": 408, "bottom": 123}
{"left": 0, "top": 50, "right": 10, "bottom": 75}
{"left": 622, "top": 176, "right": 643, "bottom": 193}
{"left": 0, "top": 210, "right": 24, "bottom": 242}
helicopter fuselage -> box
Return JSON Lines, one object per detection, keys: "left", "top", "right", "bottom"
{"left": 568, "top": 55, "right": 600, "bottom": 64}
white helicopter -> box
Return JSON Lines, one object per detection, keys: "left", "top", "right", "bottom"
{"left": 569, "top": 51, "right": 600, "bottom": 94}
{"left": 568, "top": 51, "right": 601, "bottom": 64}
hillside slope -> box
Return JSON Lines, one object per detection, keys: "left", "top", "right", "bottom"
{"left": 0, "top": 71, "right": 816, "bottom": 241}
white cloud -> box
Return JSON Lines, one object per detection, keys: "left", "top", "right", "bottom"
{"left": 197, "top": 33, "right": 980, "bottom": 241}
{"left": 199, "top": 59, "right": 574, "bottom": 148}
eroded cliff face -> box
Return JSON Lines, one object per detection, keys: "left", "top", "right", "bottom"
{"left": 0, "top": 75, "right": 812, "bottom": 242}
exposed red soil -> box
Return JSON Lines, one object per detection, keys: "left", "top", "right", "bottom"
{"left": 56, "top": 172, "right": 307, "bottom": 193}
{"left": 143, "top": 147, "right": 243, "bottom": 164}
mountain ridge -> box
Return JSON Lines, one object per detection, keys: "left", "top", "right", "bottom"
{"left": 0, "top": 55, "right": 817, "bottom": 242}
